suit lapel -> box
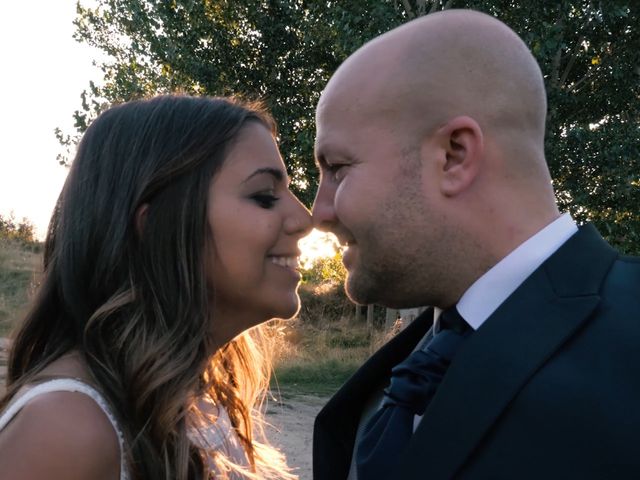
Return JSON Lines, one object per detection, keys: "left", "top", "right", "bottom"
{"left": 400, "top": 224, "right": 618, "bottom": 479}
{"left": 314, "top": 308, "right": 434, "bottom": 479}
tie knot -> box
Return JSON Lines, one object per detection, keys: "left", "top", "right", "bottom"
{"left": 439, "top": 306, "right": 470, "bottom": 335}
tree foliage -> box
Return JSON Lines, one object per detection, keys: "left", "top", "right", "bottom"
{"left": 66, "top": 0, "right": 405, "bottom": 204}
{"left": 0, "top": 213, "right": 37, "bottom": 245}
{"left": 302, "top": 252, "right": 347, "bottom": 286}
{"left": 67, "top": 0, "right": 640, "bottom": 252}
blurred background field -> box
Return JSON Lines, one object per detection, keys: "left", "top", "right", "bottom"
{"left": 0, "top": 216, "right": 41, "bottom": 389}
{"left": 270, "top": 282, "right": 398, "bottom": 396}
{"left": 0, "top": 216, "right": 41, "bottom": 338}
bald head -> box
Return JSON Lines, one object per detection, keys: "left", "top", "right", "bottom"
{"left": 319, "top": 10, "right": 548, "bottom": 162}
{"left": 314, "top": 11, "right": 560, "bottom": 298}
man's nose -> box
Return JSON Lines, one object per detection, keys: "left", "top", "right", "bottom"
{"left": 311, "top": 181, "right": 337, "bottom": 232}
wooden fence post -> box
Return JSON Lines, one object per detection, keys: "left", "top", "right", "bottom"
{"left": 385, "top": 308, "right": 399, "bottom": 330}
{"left": 366, "top": 304, "right": 375, "bottom": 330}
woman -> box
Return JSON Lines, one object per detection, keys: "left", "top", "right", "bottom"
{"left": 0, "top": 95, "right": 312, "bottom": 479}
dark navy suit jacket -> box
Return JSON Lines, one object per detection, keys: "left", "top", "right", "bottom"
{"left": 313, "top": 224, "right": 640, "bottom": 479}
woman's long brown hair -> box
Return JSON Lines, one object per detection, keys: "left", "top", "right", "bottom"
{"left": 1, "top": 95, "right": 296, "bottom": 479}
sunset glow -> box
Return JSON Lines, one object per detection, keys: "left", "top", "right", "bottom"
{"left": 299, "top": 229, "right": 343, "bottom": 269}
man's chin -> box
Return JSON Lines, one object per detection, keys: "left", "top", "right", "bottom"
{"left": 344, "top": 273, "right": 381, "bottom": 306}
{"left": 345, "top": 271, "right": 419, "bottom": 308}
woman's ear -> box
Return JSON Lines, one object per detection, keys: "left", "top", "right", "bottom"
{"left": 436, "top": 116, "right": 484, "bottom": 196}
{"left": 135, "top": 203, "right": 149, "bottom": 237}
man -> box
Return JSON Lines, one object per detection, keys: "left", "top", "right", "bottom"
{"left": 312, "top": 9, "right": 640, "bottom": 480}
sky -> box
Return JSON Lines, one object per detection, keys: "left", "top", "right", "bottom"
{"left": 0, "top": 1, "right": 101, "bottom": 240}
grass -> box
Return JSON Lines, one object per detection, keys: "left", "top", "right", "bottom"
{"left": 273, "top": 358, "right": 362, "bottom": 396}
{"left": 270, "top": 317, "right": 394, "bottom": 396}
{"left": 0, "top": 238, "right": 42, "bottom": 336}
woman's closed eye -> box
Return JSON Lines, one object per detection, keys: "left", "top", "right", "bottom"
{"left": 252, "top": 193, "right": 280, "bottom": 209}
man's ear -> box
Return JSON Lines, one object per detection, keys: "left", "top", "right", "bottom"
{"left": 135, "top": 203, "right": 149, "bottom": 237}
{"left": 435, "top": 116, "right": 483, "bottom": 196}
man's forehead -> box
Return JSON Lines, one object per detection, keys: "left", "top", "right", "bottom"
{"left": 316, "top": 95, "right": 369, "bottom": 133}
{"left": 314, "top": 131, "right": 337, "bottom": 162}
{"left": 314, "top": 100, "right": 343, "bottom": 152}
{"left": 314, "top": 124, "right": 352, "bottom": 164}
{"left": 318, "top": 64, "right": 383, "bottom": 117}
{"left": 315, "top": 100, "right": 386, "bottom": 156}
{"left": 316, "top": 90, "right": 347, "bottom": 120}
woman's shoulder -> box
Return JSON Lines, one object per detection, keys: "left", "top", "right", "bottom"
{"left": 0, "top": 386, "right": 120, "bottom": 480}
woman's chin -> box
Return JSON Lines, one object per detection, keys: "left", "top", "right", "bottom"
{"left": 269, "top": 295, "right": 301, "bottom": 321}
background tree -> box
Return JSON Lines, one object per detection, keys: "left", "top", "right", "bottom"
{"left": 302, "top": 251, "right": 346, "bottom": 285}
{"left": 62, "top": 0, "right": 406, "bottom": 205}
{"left": 65, "top": 0, "right": 640, "bottom": 252}
{"left": 0, "top": 213, "right": 37, "bottom": 245}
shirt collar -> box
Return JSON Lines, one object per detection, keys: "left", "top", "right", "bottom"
{"left": 454, "top": 213, "right": 578, "bottom": 331}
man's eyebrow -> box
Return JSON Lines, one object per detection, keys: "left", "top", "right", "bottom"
{"left": 314, "top": 141, "right": 324, "bottom": 168}
{"left": 314, "top": 144, "right": 335, "bottom": 168}
{"left": 315, "top": 149, "right": 353, "bottom": 168}
{"left": 243, "top": 167, "right": 289, "bottom": 184}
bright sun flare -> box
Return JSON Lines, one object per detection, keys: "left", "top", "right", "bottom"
{"left": 299, "top": 229, "right": 343, "bottom": 269}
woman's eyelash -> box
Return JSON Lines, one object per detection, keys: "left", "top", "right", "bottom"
{"left": 252, "top": 193, "right": 280, "bottom": 209}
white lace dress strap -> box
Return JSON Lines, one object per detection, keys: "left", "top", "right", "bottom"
{"left": 0, "top": 378, "right": 130, "bottom": 480}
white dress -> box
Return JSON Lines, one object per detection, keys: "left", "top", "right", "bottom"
{"left": 0, "top": 378, "right": 249, "bottom": 479}
{"left": 190, "top": 395, "right": 251, "bottom": 476}
{"left": 0, "top": 378, "right": 130, "bottom": 480}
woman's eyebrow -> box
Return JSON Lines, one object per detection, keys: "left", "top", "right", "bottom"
{"left": 243, "top": 167, "right": 290, "bottom": 184}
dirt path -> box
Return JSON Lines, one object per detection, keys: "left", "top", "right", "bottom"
{"left": 265, "top": 394, "right": 328, "bottom": 480}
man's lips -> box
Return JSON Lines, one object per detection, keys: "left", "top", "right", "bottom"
{"left": 342, "top": 243, "right": 357, "bottom": 269}
{"left": 335, "top": 235, "right": 356, "bottom": 247}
